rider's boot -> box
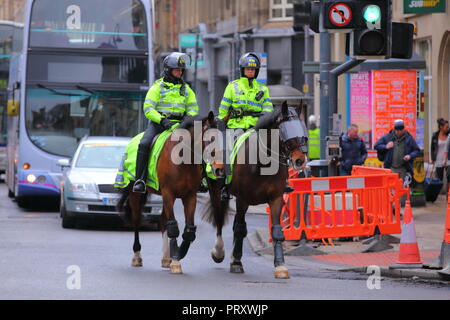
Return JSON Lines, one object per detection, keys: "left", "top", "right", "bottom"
{"left": 133, "top": 151, "right": 148, "bottom": 194}
{"left": 198, "top": 177, "right": 209, "bottom": 193}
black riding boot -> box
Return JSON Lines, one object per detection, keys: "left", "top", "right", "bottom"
{"left": 133, "top": 151, "right": 149, "bottom": 193}
{"left": 132, "top": 122, "right": 164, "bottom": 193}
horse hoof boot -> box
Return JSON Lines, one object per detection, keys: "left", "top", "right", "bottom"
{"left": 230, "top": 262, "right": 244, "bottom": 274}
{"left": 211, "top": 252, "right": 225, "bottom": 264}
{"left": 132, "top": 253, "right": 143, "bottom": 267}
{"left": 161, "top": 258, "right": 171, "bottom": 269}
{"left": 274, "top": 266, "right": 290, "bottom": 279}
{"left": 170, "top": 260, "right": 183, "bottom": 274}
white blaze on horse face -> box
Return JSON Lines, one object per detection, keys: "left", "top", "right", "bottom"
{"left": 170, "top": 128, "right": 192, "bottom": 165}
{"left": 203, "top": 128, "right": 222, "bottom": 165}
{"left": 259, "top": 129, "right": 280, "bottom": 176}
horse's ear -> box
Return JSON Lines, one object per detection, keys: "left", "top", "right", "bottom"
{"left": 281, "top": 101, "right": 289, "bottom": 116}
{"left": 208, "top": 110, "right": 215, "bottom": 124}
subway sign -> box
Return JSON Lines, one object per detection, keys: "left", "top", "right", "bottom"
{"left": 404, "top": 0, "right": 446, "bottom": 14}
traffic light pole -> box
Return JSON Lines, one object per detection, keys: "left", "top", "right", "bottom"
{"left": 319, "top": 30, "right": 331, "bottom": 160}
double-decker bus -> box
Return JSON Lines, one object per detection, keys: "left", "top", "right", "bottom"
{"left": 7, "top": 0, "right": 154, "bottom": 207}
{"left": 0, "top": 21, "right": 14, "bottom": 180}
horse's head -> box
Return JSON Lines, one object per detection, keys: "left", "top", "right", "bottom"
{"left": 276, "top": 101, "right": 308, "bottom": 171}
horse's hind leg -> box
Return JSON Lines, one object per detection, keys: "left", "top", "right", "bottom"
{"left": 230, "top": 199, "right": 248, "bottom": 274}
{"left": 269, "top": 197, "right": 289, "bottom": 279}
{"left": 129, "top": 192, "right": 143, "bottom": 267}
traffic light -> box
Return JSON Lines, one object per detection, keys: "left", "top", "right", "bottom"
{"left": 390, "top": 22, "right": 414, "bottom": 59}
{"left": 293, "top": 0, "right": 320, "bottom": 34}
{"left": 349, "top": 0, "right": 391, "bottom": 58}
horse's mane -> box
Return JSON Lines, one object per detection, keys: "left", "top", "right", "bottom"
{"left": 254, "top": 107, "right": 282, "bottom": 130}
{"left": 178, "top": 114, "right": 211, "bottom": 131}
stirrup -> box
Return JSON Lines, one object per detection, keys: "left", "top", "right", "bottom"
{"left": 133, "top": 179, "right": 147, "bottom": 194}
{"left": 198, "top": 178, "right": 209, "bottom": 193}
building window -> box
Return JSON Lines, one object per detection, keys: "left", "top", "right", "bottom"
{"left": 270, "top": 0, "right": 293, "bottom": 21}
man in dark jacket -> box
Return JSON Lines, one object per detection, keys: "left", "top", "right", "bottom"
{"left": 339, "top": 124, "right": 368, "bottom": 176}
{"left": 374, "top": 119, "right": 420, "bottom": 180}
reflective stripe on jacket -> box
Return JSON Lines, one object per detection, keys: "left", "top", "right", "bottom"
{"left": 218, "top": 77, "right": 273, "bottom": 129}
{"left": 143, "top": 78, "right": 199, "bottom": 124}
{"left": 308, "top": 128, "right": 320, "bottom": 159}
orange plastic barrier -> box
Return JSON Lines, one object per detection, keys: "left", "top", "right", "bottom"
{"left": 351, "top": 165, "right": 392, "bottom": 176}
{"left": 268, "top": 169, "right": 406, "bottom": 241}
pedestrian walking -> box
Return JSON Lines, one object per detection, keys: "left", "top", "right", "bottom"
{"left": 432, "top": 118, "right": 450, "bottom": 184}
{"left": 339, "top": 124, "right": 367, "bottom": 176}
{"left": 308, "top": 114, "right": 320, "bottom": 161}
{"left": 374, "top": 119, "right": 420, "bottom": 182}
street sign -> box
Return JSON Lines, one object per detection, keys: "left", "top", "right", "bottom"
{"left": 329, "top": 2, "right": 353, "bottom": 27}
{"left": 404, "top": 0, "right": 446, "bottom": 14}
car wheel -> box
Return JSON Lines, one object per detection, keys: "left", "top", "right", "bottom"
{"left": 61, "top": 200, "right": 76, "bottom": 229}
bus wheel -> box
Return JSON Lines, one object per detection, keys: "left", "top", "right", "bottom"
{"left": 17, "top": 196, "right": 29, "bottom": 208}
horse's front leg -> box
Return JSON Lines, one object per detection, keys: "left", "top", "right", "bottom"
{"left": 178, "top": 193, "right": 198, "bottom": 260}
{"left": 160, "top": 210, "right": 171, "bottom": 268}
{"left": 230, "top": 198, "right": 248, "bottom": 274}
{"left": 163, "top": 193, "right": 182, "bottom": 274}
{"left": 269, "top": 196, "right": 290, "bottom": 279}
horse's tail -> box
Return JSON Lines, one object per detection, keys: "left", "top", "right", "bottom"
{"left": 201, "top": 179, "right": 230, "bottom": 229}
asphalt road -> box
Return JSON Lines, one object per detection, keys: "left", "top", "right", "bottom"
{"left": 0, "top": 183, "right": 449, "bottom": 301}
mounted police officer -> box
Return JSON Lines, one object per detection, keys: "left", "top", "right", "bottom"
{"left": 133, "top": 52, "right": 199, "bottom": 193}
{"left": 217, "top": 52, "right": 274, "bottom": 200}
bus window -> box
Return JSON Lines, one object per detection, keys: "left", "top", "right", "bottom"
{"left": 25, "top": 88, "right": 145, "bottom": 157}
{"left": 29, "top": 0, "right": 148, "bottom": 51}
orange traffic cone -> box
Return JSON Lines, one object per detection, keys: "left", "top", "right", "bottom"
{"left": 437, "top": 190, "right": 450, "bottom": 278}
{"left": 389, "top": 199, "right": 423, "bottom": 269}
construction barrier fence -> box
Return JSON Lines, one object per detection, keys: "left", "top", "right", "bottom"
{"left": 268, "top": 166, "right": 407, "bottom": 241}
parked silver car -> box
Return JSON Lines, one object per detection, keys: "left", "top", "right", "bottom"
{"left": 58, "top": 136, "right": 162, "bottom": 229}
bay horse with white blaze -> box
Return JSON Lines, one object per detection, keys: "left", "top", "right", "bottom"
{"left": 203, "top": 102, "right": 308, "bottom": 279}
{"left": 117, "top": 112, "right": 216, "bottom": 274}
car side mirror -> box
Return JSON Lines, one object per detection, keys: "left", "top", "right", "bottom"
{"left": 57, "top": 159, "right": 71, "bottom": 168}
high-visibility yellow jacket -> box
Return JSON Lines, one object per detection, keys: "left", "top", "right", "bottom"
{"left": 218, "top": 77, "right": 273, "bottom": 129}
{"left": 143, "top": 78, "right": 199, "bottom": 124}
{"left": 308, "top": 128, "right": 320, "bottom": 159}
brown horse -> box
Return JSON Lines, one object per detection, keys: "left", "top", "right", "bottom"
{"left": 117, "top": 112, "right": 216, "bottom": 274}
{"left": 203, "top": 102, "right": 308, "bottom": 279}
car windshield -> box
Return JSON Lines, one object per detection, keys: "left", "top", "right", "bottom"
{"left": 75, "top": 143, "right": 126, "bottom": 168}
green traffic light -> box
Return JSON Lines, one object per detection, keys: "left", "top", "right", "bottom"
{"left": 363, "top": 5, "right": 381, "bottom": 23}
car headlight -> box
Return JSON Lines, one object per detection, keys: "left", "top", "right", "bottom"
{"left": 69, "top": 183, "right": 97, "bottom": 193}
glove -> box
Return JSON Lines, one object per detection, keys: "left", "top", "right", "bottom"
{"left": 160, "top": 118, "right": 174, "bottom": 131}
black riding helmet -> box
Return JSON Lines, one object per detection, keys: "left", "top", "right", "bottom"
{"left": 239, "top": 52, "right": 261, "bottom": 79}
{"left": 163, "top": 52, "right": 191, "bottom": 80}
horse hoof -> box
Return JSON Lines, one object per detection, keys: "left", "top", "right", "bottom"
{"left": 274, "top": 266, "right": 290, "bottom": 279}
{"left": 170, "top": 260, "right": 183, "bottom": 274}
{"left": 161, "top": 258, "right": 172, "bottom": 269}
{"left": 230, "top": 263, "right": 244, "bottom": 274}
{"left": 211, "top": 252, "right": 224, "bottom": 264}
{"left": 131, "top": 256, "right": 143, "bottom": 268}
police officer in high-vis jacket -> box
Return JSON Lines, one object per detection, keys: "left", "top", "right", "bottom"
{"left": 217, "top": 52, "right": 274, "bottom": 200}
{"left": 133, "top": 52, "right": 199, "bottom": 193}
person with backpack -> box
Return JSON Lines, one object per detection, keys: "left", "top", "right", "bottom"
{"left": 374, "top": 119, "right": 420, "bottom": 181}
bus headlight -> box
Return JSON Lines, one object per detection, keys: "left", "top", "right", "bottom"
{"left": 26, "top": 174, "right": 37, "bottom": 183}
